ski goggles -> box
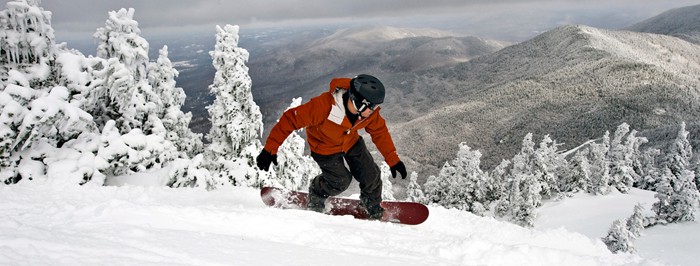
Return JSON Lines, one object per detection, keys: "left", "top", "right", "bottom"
{"left": 349, "top": 90, "right": 379, "bottom": 113}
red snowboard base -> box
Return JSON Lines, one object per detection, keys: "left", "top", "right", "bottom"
{"left": 261, "top": 187, "right": 429, "bottom": 225}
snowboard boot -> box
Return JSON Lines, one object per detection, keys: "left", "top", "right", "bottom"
{"left": 307, "top": 191, "right": 327, "bottom": 213}
{"left": 361, "top": 198, "right": 385, "bottom": 220}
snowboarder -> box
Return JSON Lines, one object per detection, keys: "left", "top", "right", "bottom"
{"left": 256, "top": 74, "right": 407, "bottom": 219}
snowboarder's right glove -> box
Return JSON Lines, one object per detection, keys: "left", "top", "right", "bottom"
{"left": 256, "top": 149, "right": 277, "bottom": 171}
{"left": 390, "top": 161, "right": 407, "bottom": 179}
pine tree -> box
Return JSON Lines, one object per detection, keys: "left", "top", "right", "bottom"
{"left": 602, "top": 219, "right": 635, "bottom": 254}
{"left": 487, "top": 159, "right": 510, "bottom": 203}
{"left": 652, "top": 167, "right": 675, "bottom": 224}
{"left": 626, "top": 203, "right": 645, "bottom": 238}
{"left": 626, "top": 129, "right": 648, "bottom": 188}
{"left": 635, "top": 148, "right": 661, "bottom": 190}
{"left": 496, "top": 134, "right": 542, "bottom": 227}
{"left": 566, "top": 148, "right": 591, "bottom": 193}
{"left": 452, "top": 143, "right": 489, "bottom": 212}
{"left": 94, "top": 8, "right": 149, "bottom": 81}
{"left": 406, "top": 172, "right": 427, "bottom": 204}
{"left": 514, "top": 171, "right": 540, "bottom": 227}
{"left": 651, "top": 122, "right": 700, "bottom": 223}
{"left": 0, "top": 0, "right": 56, "bottom": 72}
{"left": 0, "top": 1, "right": 97, "bottom": 184}
{"left": 204, "top": 24, "right": 265, "bottom": 188}
{"left": 380, "top": 162, "right": 396, "bottom": 201}
{"left": 663, "top": 122, "right": 693, "bottom": 179}
{"left": 92, "top": 8, "right": 157, "bottom": 134}
{"left": 147, "top": 45, "right": 203, "bottom": 158}
{"left": 589, "top": 131, "right": 611, "bottom": 195}
{"left": 422, "top": 143, "right": 489, "bottom": 213}
{"left": 652, "top": 167, "right": 699, "bottom": 223}
{"left": 423, "top": 162, "right": 455, "bottom": 206}
{"left": 533, "top": 135, "right": 566, "bottom": 199}
{"left": 609, "top": 123, "right": 636, "bottom": 193}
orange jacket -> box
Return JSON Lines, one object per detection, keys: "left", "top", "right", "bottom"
{"left": 264, "top": 78, "right": 401, "bottom": 167}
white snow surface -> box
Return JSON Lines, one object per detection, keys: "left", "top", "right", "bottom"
{"left": 4, "top": 177, "right": 688, "bottom": 266}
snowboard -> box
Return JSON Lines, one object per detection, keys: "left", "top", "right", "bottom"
{"left": 260, "top": 187, "right": 429, "bottom": 225}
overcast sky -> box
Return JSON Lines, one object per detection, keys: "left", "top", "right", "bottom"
{"left": 40, "top": 0, "right": 698, "bottom": 41}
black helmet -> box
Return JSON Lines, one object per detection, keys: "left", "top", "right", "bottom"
{"left": 350, "top": 74, "right": 385, "bottom": 105}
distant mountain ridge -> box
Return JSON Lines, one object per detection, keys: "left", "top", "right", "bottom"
{"left": 386, "top": 24, "right": 700, "bottom": 174}
{"left": 625, "top": 4, "right": 700, "bottom": 44}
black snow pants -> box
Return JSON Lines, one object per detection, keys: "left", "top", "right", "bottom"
{"left": 309, "top": 137, "right": 382, "bottom": 207}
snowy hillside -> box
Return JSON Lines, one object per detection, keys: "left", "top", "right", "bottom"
{"left": 0, "top": 181, "right": 663, "bottom": 266}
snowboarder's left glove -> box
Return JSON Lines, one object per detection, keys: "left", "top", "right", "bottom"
{"left": 256, "top": 149, "right": 277, "bottom": 171}
{"left": 390, "top": 161, "right": 407, "bottom": 179}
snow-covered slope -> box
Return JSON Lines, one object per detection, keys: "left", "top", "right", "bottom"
{"left": 0, "top": 182, "right": 656, "bottom": 265}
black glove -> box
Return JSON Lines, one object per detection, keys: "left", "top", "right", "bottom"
{"left": 390, "top": 161, "right": 407, "bottom": 179}
{"left": 256, "top": 149, "right": 277, "bottom": 171}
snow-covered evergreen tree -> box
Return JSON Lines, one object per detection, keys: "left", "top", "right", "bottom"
{"left": 423, "top": 161, "right": 455, "bottom": 207}
{"left": 1, "top": 2, "right": 206, "bottom": 186}
{"left": 652, "top": 167, "right": 698, "bottom": 223}
{"left": 602, "top": 219, "right": 635, "bottom": 254}
{"left": 165, "top": 154, "right": 212, "bottom": 188}
{"left": 91, "top": 8, "right": 157, "bottom": 134}
{"left": 566, "top": 148, "right": 591, "bottom": 193}
{"left": 0, "top": 0, "right": 56, "bottom": 81}
{"left": 94, "top": 8, "right": 148, "bottom": 82}
{"left": 0, "top": 1, "right": 98, "bottom": 184}
{"left": 489, "top": 159, "right": 510, "bottom": 204}
{"left": 588, "top": 132, "right": 611, "bottom": 195}
{"left": 626, "top": 203, "right": 645, "bottom": 238}
{"left": 423, "top": 143, "right": 489, "bottom": 213}
{"left": 84, "top": 8, "right": 194, "bottom": 179}
{"left": 452, "top": 143, "right": 490, "bottom": 211}
{"left": 533, "top": 135, "right": 566, "bottom": 199}
{"left": 663, "top": 122, "right": 693, "bottom": 179}
{"left": 651, "top": 122, "right": 699, "bottom": 223}
{"left": 609, "top": 123, "right": 634, "bottom": 193}
{"left": 380, "top": 162, "right": 396, "bottom": 201}
{"left": 95, "top": 120, "right": 179, "bottom": 177}
{"left": 626, "top": 129, "right": 648, "bottom": 187}
{"left": 514, "top": 171, "right": 540, "bottom": 227}
{"left": 406, "top": 172, "right": 426, "bottom": 204}
{"left": 635, "top": 148, "right": 661, "bottom": 190}
{"left": 147, "top": 45, "right": 203, "bottom": 158}
{"left": 1, "top": 84, "right": 96, "bottom": 184}
{"left": 204, "top": 24, "right": 265, "bottom": 188}
{"left": 496, "top": 133, "right": 541, "bottom": 227}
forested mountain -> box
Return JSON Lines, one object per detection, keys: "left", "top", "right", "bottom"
{"left": 386, "top": 24, "right": 700, "bottom": 174}
{"left": 625, "top": 4, "right": 700, "bottom": 44}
